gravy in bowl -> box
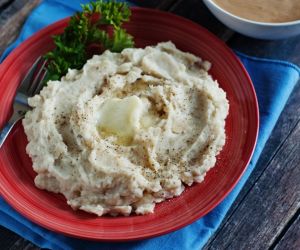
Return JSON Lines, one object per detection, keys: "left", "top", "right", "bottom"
{"left": 213, "top": 0, "right": 300, "bottom": 23}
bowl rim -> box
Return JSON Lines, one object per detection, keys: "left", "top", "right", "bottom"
{"left": 204, "top": 0, "right": 300, "bottom": 26}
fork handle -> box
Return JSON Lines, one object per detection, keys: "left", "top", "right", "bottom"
{"left": 0, "top": 115, "right": 22, "bottom": 148}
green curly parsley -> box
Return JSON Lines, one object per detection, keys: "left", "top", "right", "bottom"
{"left": 44, "top": 0, "right": 134, "bottom": 81}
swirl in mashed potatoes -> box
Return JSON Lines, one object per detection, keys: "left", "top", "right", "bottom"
{"left": 23, "top": 42, "right": 229, "bottom": 216}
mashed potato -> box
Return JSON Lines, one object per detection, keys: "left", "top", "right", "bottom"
{"left": 23, "top": 42, "right": 229, "bottom": 216}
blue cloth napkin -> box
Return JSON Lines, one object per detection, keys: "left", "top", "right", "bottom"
{"left": 0, "top": 1, "right": 299, "bottom": 249}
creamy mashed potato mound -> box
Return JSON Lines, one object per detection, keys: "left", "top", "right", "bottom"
{"left": 23, "top": 42, "right": 229, "bottom": 216}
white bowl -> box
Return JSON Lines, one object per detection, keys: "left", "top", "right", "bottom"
{"left": 203, "top": 0, "right": 300, "bottom": 40}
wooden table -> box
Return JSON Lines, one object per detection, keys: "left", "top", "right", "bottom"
{"left": 0, "top": 1, "right": 299, "bottom": 249}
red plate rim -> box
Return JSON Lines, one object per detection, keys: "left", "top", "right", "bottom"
{"left": 0, "top": 7, "right": 259, "bottom": 241}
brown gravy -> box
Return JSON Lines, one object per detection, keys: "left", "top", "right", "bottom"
{"left": 213, "top": 0, "right": 300, "bottom": 23}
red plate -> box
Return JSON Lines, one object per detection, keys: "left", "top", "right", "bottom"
{"left": 0, "top": 8, "right": 259, "bottom": 240}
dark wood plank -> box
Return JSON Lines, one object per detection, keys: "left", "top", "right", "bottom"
{"left": 169, "top": 0, "right": 234, "bottom": 41}
{"left": 274, "top": 212, "right": 300, "bottom": 250}
{"left": 204, "top": 117, "right": 300, "bottom": 249}
{"left": 0, "top": 0, "right": 13, "bottom": 10}
{"left": 229, "top": 34, "right": 300, "bottom": 64}
{"left": 6, "top": 237, "right": 41, "bottom": 250}
{"left": 0, "top": 226, "right": 40, "bottom": 250}
{"left": 131, "top": 0, "right": 179, "bottom": 10}
{"left": 0, "top": 0, "right": 41, "bottom": 57}
{"left": 130, "top": 0, "right": 161, "bottom": 8}
{"left": 0, "top": 226, "right": 22, "bottom": 248}
{"left": 131, "top": 0, "right": 176, "bottom": 9}
{"left": 155, "top": 0, "right": 179, "bottom": 10}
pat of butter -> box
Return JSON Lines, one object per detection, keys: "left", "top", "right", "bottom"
{"left": 98, "top": 96, "right": 146, "bottom": 138}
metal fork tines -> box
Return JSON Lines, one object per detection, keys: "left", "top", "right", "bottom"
{"left": 18, "top": 57, "right": 48, "bottom": 98}
{"left": 0, "top": 57, "right": 48, "bottom": 148}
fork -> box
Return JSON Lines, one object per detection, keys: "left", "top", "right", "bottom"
{"left": 0, "top": 57, "right": 48, "bottom": 148}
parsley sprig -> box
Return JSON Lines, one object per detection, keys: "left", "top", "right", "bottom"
{"left": 44, "top": 0, "right": 134, "bottom": 81}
